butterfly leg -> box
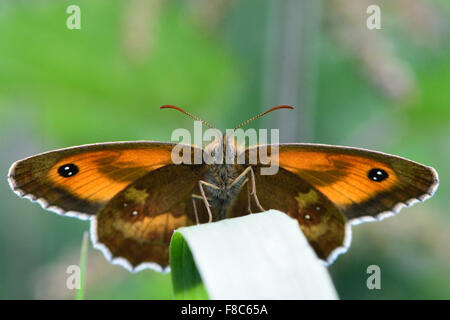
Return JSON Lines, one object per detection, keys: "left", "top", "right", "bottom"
{"left": 191, "top": 196, "right": 199, "bottom": 224}
{"left": 242, "top": 178, "right": 254, "bottom": 214}
{"left": 238, "top": 177, "right": 252, "bottom": 213}
{"left": 230, "top": 166, "right": 265, "bottom": 212}
{"left": 191, "top": 194, "right": 211, "bottom": 225}
{"left": 198, "top": 180, "right": 219, "bottom": 223}
{"left": 191, "top": 195, "right": 204, "bottom": 224}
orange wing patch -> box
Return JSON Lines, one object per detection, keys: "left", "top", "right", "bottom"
{"left": 8, "top": 142, "right": 186, "bottom": 216}
{"left": 48, "top": 149, "right": 171, "bottom": 203}
{"left": 279, "top": 150, "right": 399, "bottom": 207}
{"left": 271, "top": 144, "right": 438, "bottom": 220}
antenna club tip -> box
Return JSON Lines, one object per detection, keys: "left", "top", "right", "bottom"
{"left": 276, "top": 105, "right": 295, "bottom": 110}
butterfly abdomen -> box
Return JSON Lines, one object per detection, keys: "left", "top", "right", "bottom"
{"left": 204, "top": 164, "right": 246, "bottom": 220}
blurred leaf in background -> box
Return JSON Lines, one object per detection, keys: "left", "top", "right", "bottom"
{"left": 0, "top": 0, "right": 449, "bottom": 299}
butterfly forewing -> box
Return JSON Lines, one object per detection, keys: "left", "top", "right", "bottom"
{"left": 245, "top": 144, "right": 438, "bottom": 221}
{"left": 8, "top": 142, "right": 183, "bottom": 218}
{"left": 274, "top": 144, "right": 439, "bottom": 222}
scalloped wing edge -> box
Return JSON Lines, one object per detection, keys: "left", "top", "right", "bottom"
{"left": 8, "top": 161, "right": 92, "bottom": 220}
{"left": 323, "top": 165, "right": 439, "bottom": 265}
{"left": 89, "top": 217, "right": 171, "bottom": 273}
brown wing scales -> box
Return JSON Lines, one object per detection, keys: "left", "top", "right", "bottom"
{"left": 93, "top": 164, "right": 209, "bottom": 270}
{"left": 228, "top": 166, "right": 347, "bottom": 262}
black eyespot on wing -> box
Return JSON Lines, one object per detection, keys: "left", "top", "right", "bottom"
{"left": 58, "top": 163, "right": 79, "bottom": 178}
{"left": 368, "top": 168, "right": 388, "bottom": 182}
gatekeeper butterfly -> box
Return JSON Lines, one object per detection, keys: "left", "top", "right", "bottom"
{"left": 8, "top": 106, "right": 439, "bottom": 272}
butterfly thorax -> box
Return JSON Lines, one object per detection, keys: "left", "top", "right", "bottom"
{"left": 204, "top": 164, "right": 245, "bottom": 220}
{"left": 202, "top": 134, "right": 246, "bottom": 220}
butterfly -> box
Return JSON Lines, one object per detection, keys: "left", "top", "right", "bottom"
{"left": 8, "top": 105, "right": 439, "bottom": 272}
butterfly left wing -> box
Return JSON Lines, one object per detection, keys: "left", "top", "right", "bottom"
{"left": 92, "top": 164, "right": 209, "bottom": 271}
{"left": 8, "top": 142, "right": 184, "bottom": 219}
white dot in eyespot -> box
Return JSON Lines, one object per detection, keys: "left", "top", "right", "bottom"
{"left": 316, "top": 206, "right": 321, "bottom": 211}
{"left": 123, "top": 203, "right": 128, "bottom": 208}
{"left": 305, "top": 214, "right": 311, "bottom": 220}
{"left": 132, "top": 210, "right": 138, "bottom": 216}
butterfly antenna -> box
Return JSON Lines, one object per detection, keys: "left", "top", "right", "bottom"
{"left": 160, "top": 105, "right": 216, "bottom": 129}
{"left": 233, "top": 105, "right": 294, "bottom": 130}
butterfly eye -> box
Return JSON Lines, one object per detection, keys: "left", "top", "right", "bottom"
{"left": 58, "top": 163, "right": 79, "bottom": 178}
{"left": 368, "top": 168, "right": 388, "bottom": 182}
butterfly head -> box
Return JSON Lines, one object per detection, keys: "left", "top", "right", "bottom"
{"left": 202, "top": 132, "right": 237, "bottom": 165}
{"left": 160, "top": 104, "right": 294, "bottom": 164}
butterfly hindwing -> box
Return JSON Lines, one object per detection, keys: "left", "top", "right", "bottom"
{"left": 228, "top": 165, "right": 348, "bottom": 262}
{"left": 93, "top": 164, "right": 210, "bottom": 270}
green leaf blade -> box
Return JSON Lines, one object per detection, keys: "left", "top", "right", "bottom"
{"left": 170, "top": 232, "right": 209, "bottom": 300}
{"left": 170, "top": 210, "right": 338, "bottom": 300}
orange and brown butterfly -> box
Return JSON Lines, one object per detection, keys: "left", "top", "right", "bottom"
{"left": 8, "top": 105, "right": 439, "bottom": 272}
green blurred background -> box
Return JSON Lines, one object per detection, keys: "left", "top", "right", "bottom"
{"left": 0, "top": 0, "right": 449, "bottom": 299}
